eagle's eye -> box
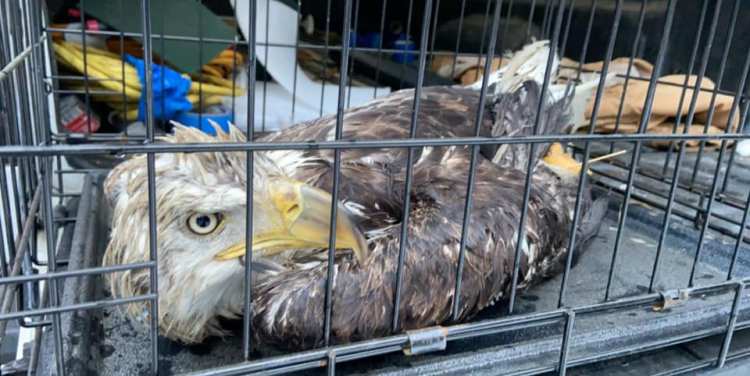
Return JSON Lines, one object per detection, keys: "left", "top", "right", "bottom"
{"left": 187, "top": 213, "right": 223, "bottom": 235}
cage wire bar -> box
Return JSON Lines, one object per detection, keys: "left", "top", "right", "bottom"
{"left": 649, "top": 0, "right": 713, "bottom": 293}
{"left": 391, "top": 0, "right": 433, "bottom": 334}
{"left": 1, "top": 0, "right": 750, "bottom": 375}
{"left": 324, "top": 0, "right": 354, "bottom": 347}
{"left": 558, "top": 0, "right": 622, "bottom": 309}
{"left": 0, "top": 0, "right": 25, "bottom": 332}
{"left": 242, "top": 0, "right": 258, "bottom": 363}
{"left": 452, "top": 0, "right": 503, "bottom": 320}
{"left": 687, "top": 0, "right": 745, "bottom": 288}
{"left": 690, "top": 1, "right": 750, "bottom": 285}
{"left": 137, "top": 0, "right": 161, "bottom": 373}
{"left": 508, "top": 0, "right": 567, "bottom": 315}
{"left": 604, "top": 0, "right": 676, "bottom": 301}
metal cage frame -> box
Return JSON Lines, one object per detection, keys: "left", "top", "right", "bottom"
{"left": 3, "top": 0, "right": 750, "bottom": 375}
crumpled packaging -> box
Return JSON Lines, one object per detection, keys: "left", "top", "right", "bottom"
{"left": 595, "top": 75, "right": 737, "bottom": 124}
{"left": 647, "top": 122, "right": 724, "bottom": 149}
{"left": 566, "top": 57, "right": 740, "bottom": 150}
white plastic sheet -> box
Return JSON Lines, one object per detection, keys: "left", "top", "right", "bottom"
{"left": 229, "top": 0, "right": 390, "bottom": 131}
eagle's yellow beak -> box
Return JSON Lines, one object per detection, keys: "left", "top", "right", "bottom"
{"left": 214, "top": 179, "right": 369, "bottom": 263}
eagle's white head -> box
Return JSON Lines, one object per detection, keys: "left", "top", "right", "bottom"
{"left": 102, "top": 124, "right": 366, "bottom": 343}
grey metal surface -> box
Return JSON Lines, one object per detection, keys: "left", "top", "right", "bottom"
{"left": 700, "top": 360, "right": 750, "bottom": 376}
{"left": 588, "top": 144, "right": 750, "bottom": 273}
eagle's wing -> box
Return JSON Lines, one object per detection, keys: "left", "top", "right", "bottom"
{"left": 260, "top": 86, "right": 494, "bottom": 227}
{"left": 260, "top": 81, "right": 575, "bottom": 226}
{"left": 463, "top": 39, "right": 581, "bottom": 172}
{"left": 252, "top": 144, "right": 606, "bottom": 349}
{"left": 483, "top": 80, "right": 573, "bottom": 171}
{"left": 247, "top": 40, "right": 605, "bottom": 350}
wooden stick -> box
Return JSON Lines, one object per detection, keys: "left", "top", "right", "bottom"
{"left": 588, "top": 149, "right": 627, "bottom": 164}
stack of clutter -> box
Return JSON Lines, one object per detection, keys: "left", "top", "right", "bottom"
{"left": 53, "top": 40, "right": 244, "bottom": 124}
{"left": 433, "top": 49, "right": 739, "bottom": 151}
{"left": 558, "top": 57, "right": 739, "bottom": 150}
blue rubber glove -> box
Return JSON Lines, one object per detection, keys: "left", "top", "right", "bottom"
{"left": 124, "top": 54, "right": 193, "bottom": 122}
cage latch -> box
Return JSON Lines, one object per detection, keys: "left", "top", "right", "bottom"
{"left": 403, "top": 326, "right": 448, "bottom": 356}
{"left": 653, "top": 289, "right": 690, "bottom": 311}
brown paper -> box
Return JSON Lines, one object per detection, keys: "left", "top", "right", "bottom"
{"left": 584, "top": 84, "right": 632, "bottom": 119}
{"left": 694, "top": 100, "right": 740, "bottom": 131}
{"left": 589, "top": 114, "right": 668, "bottom": 133}
{"left": 584, "top": 75, "right": 737, "bottom": 125}
{"left": 628, "top": 75, "right": 731, "bottom": 117}
{"left": 647, "top": 122, "right": 724, "bottom": 149}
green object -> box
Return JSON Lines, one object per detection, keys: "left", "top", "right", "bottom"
{"left": 80, "top": 0, "right": 236, "bottom": 74}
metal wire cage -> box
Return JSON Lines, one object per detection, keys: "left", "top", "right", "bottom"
{"left": 3, "top": 0, "right": 750, "bottom": 375}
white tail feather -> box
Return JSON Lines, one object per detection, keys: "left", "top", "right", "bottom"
{"left": 467, "top": 40, "right": 556, "bottom": 93}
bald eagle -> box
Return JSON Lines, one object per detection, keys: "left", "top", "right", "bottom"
{"left": 103, "top": 42, "right": 607, "bottom": 348}
{"left": 249, "top": 83, "right": 607, "bottom": 349}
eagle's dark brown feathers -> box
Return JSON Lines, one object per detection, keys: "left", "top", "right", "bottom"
{"left": 252, "top": 84, "right": 606, "bottom": 349}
